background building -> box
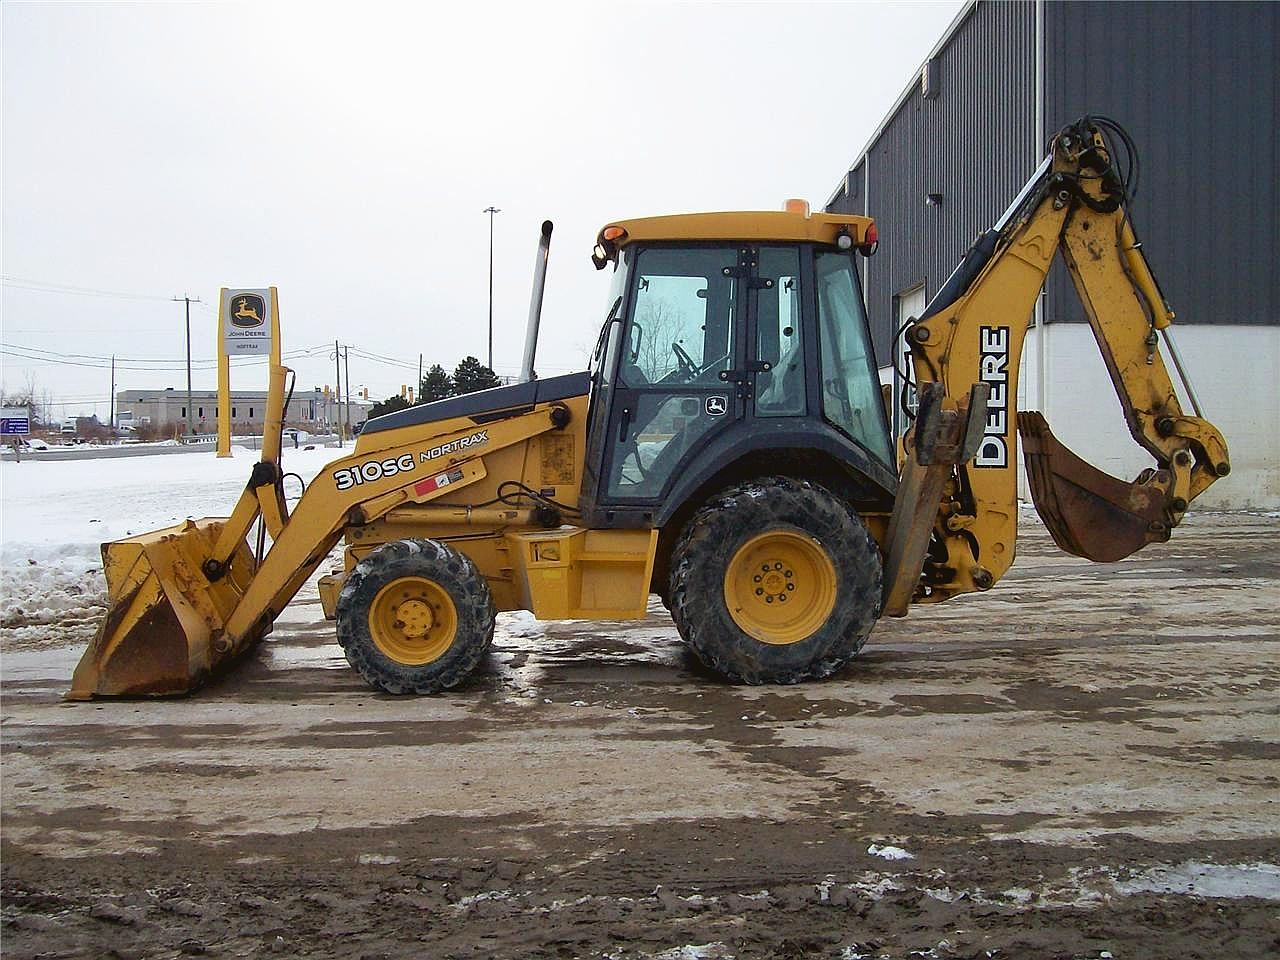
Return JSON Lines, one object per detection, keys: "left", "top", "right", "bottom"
{"left": 826, "top": 0, "right": 1277, "bottom": 508}
{"left": 116, "top": 387, "right": 373, "bottom": 436}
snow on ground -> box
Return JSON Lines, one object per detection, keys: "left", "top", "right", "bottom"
{"left": 0, "top": 446, "right": 339, "bottom": 651}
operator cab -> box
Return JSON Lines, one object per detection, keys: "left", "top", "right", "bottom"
{"left": 578, "top": 206, "right": 897, "bottom": 530}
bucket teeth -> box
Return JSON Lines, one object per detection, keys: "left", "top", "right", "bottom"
{"left": 1017, "top": 412, "right": 1170, "bottom": 563}
{"left": 68, "top": 579, "right": 195, "bottom": 699}
{"left": 67, "top": 518, "right": 262, "bottom": 700}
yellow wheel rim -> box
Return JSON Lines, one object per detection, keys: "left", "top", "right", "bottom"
{"left": 724, "top": 530, "right": 838, "bottom": 645}
{"left": 369, "top": 576, "right": 458, "bottom": 665}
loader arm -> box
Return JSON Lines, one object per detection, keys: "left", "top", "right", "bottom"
{"left": 883, "top": 117, "right": 1229, "bottom": 613}
{"left": 69, "top": 400, "right": 567, "bottom": 698}
{"left": 214, "top": 408, "right": 559, "bottom": 654}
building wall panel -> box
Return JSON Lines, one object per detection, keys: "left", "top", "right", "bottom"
{"left": 1043, "top": 0, "right": 1278, "bottom": 326}
{"left": 829, "top": 0, "right": 1278, "bottom": 361}
{"left": 827, "top": 1, "right": 1036, "bottom": 363}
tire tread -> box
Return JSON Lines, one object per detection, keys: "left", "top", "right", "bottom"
{"left": 669, "top": 477, "right": 881, "bottom": 684}
{"left": 336, "top": 538, "right": 494, "bottom": 694}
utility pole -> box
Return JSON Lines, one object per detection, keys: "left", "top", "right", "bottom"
{"left": 343, "top": 346, "right": 352, "bottom": 438}
{"left": 173, "top": 295, "right": 202, "bottom": 437}
{"left": 109, "top": 355, "right": 115, "bottom": 435}
{"left": 334, "top": 340, "right": 344, "bottom": 447}
{"left": 418, "top": 353, "right": 423, "bottom": 400}
{"left": 484, "top": 205, "right": 500, "bottom": 371}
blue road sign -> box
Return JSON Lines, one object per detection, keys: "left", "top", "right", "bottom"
{"left": 1, "top": 408, "right": 32, "bottom": 436}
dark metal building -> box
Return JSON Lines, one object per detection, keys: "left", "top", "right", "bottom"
{"left": 827, "top": 0, "right": 1279, "bottom": 366}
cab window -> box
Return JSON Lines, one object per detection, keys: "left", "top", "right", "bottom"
{"left": 755, "top": 246, "right": 805, "bottom": 417}
{"left": 619, "top": 247, "right": 736, "bottom": 386}
{"left": 815, "top": 252, "right": 892, "bottom": 464}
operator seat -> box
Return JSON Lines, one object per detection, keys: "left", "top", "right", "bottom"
{"left": 756, "top": 337, "right": 804, "bottom": 415}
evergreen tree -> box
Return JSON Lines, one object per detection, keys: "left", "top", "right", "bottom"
{"left": 452, "top": 356, "right": 502, "bottom": 395}
{"left": 368, "top": 394, "right": 411, "bottom": 419}
{"left": 418, "top": 364, "right": 453, "bottom": 403}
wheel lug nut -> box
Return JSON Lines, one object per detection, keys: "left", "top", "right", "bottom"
{"left": 778, "top": 594, "right": 787, "bottom": 602}
{"left": 785, "top": 570, "right": 792, "bottom": 578}
{"left": 786, "top": 583, "right": 795, "bottom": 591}
{"left": 766, "top": 596, "right": 774, "bottom": 603}
{"left": 761, "top": 564, "right": 770, "bottom": 572}
{"left": 753, "top": 575, "right": 761, "bottom": 583}
{"left": 774, "top": 562, "right": 782, "bottom": 570}
{"left": 755, "top": 588, "right": 763, "bottom": 596}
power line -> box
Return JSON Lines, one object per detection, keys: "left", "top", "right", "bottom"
{"left": 346, "top": 346, "right": 420, "bottom": 371}
{"left": 0, "top": 275, "right": 179, "bottom": 302}
{"left": 3, "top": 343, "right": 202, "bottom": 363}
{"left": 1, "top": 341, "right": 337, "bottom": 368}
{"left": 3, "top": 326, "right": 178, "bottom": 334}
{"left": 2, "top": 347, "right": 218, "bottom": 371}
{"left": 4, "top": 339, "right": 574, "bottom": 390}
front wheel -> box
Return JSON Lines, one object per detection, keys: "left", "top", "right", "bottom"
{"left": 336, "top": 538, "right": 495, "bottom": 694}
{"left": 669, "top": 477, "right": 882, "bottom": 684}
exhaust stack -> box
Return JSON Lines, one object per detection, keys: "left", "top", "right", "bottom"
{"left": 520, "top": 220, "right": 553, "bottom": 383}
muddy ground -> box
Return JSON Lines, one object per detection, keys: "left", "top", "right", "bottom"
{"left": 3, "top": 512, "right": 1278, "bottom": 959}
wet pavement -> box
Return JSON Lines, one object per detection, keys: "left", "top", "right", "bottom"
{"left": 2, "top": 511, "right": 1278, "bottom": 959}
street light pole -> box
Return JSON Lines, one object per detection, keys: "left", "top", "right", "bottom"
{"left": 483, "top": 205, "right": 501, "bottom": 371}
{"left": 173, "top": 295, "right": 201, "bottom": 437}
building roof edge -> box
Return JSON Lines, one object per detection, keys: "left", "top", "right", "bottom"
{"left": 825, "top": 0, "right": 979, "bottom": 209}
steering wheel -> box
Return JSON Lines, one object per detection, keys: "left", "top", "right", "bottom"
{"left": 671, "top": 341, "right": 698, "bottom": 381}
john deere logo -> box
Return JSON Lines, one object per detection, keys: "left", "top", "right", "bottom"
{"left": 229, "top": 293, "right": 266, "bottom": 328}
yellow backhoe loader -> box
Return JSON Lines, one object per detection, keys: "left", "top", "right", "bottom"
{"left": 69, "top": 117, "right": 1228, "bottom": 698}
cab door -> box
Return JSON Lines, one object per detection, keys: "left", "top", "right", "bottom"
{"left": 750, "top": 245, "right": 808, "bottom": 420}
{"left": 601, "top": 245, "right": 746, "bottom": 505}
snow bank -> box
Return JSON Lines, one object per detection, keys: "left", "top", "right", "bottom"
{"left": 1, "top": 447, "right": 339, "bottom": 651}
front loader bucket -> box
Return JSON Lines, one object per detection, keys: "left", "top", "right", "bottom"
{"left": 1017, "top": 412, "right": 1170, "bottom": 563}
{"left": 67, "top": 518, "right": 260, "bottom": 699}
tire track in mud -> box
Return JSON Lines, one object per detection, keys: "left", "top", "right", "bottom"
{"left": 4, "top": 818, "right": 1278, "bottom": 959}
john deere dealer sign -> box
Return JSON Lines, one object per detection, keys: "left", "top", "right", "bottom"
{"left": 220, "top": 288, "right": 274, "bottom": 355}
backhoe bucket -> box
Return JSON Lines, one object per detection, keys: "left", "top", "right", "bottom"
{"left": 1017, "top": 412, "right": 1170, "bottom": 563}
{"left": 67, "top": 519, "right": 259, "bottom": 699}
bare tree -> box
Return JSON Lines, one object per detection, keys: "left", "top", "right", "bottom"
{"left": 1, "top": 373, "right": 54, "bottom": 427}
{"left": 632, "top": 296, "right": 685, "bottom": 381}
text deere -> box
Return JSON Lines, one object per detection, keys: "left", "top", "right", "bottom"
{"left": 974, "top": 326, "right": 1009, "bottom": 468}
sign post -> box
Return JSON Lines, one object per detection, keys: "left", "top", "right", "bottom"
{"left": 1, "top": 406, "right": 32, "bottom": 463}
{"left": 216, "top": 287, "right": 280, "bottom": 458}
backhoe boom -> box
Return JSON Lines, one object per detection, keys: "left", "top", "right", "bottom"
{"left": 883, "top": 118, "right": 1229, "bottom": 611}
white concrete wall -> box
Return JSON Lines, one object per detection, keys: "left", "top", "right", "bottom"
{"left": 1021, "top": 324, "right": 1279, "bottom": 510}
{"left": 882, "top": 322, "right": 1277, "bottom": 510}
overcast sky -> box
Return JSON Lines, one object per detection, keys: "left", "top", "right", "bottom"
{"left": 2, "top": 0, "right": 966, "bottom": 418}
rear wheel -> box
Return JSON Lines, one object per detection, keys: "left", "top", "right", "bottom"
{"left": 669, "top": 477, "right": 882, "bottom": 684}
{"left": 337, "top": 539, "right": 494, "bottom": 694}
